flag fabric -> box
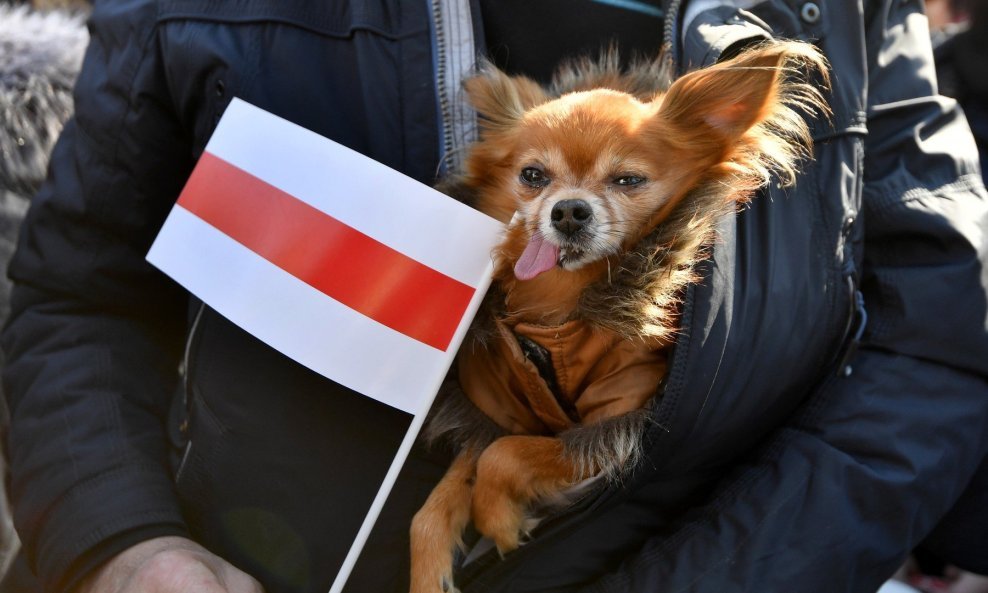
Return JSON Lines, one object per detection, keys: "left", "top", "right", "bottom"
{"left": 148, "top": 98, "right": 502, "bottom": 415}
{"left": 147, "top": 98, "right": 503, "bottom": 591}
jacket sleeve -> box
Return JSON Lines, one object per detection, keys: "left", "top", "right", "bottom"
{"left": 581, "top": 1, "right": 988, "bottom": 591}
{"left": 0, "top": 2, "right": 196, "bottom": 591}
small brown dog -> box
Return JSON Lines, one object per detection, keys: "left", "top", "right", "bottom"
{"left": 411, "top": 40, "right": 829, "bottom": 593}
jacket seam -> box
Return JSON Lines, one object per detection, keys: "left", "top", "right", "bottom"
{"left": 48, "top": 511, "right": 186, "bottom": 567}
{"left": 397, "top": 0, "right": 407, "bottom": 172}
{"left": 600, "top": 373, "right": 837, "bottom": 592}
{"left": 87, "top": 10, "right": 164, "bottom": 271}
{"left": 155, "top": 13, "right": 428, "bottom": 41}
{"left": 32, "top": 463, "right": 184, "bottom": 574}
{"left": 639, "top": 433, "right": 810, "bottom": 592}
{"left": 705, "top": 21, "right": 768, "bottom": 66}
{"left": 867, "top": 173, "right": 984, "bottom": 214}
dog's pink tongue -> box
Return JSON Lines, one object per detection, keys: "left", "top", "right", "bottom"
{"left": 514, "top": 232, "right": 560, "bottom": 280}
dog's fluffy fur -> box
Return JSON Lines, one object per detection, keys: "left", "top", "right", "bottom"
{"left": 412, "top": 41, "right": 829, "bottom": 593}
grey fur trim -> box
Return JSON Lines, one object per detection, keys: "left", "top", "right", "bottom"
{"left": 0, "top": 4, "right": 88, "bottom": 196}
{"left": 422, "top": 380, "right": 507, "bottom": 454}
{"left": 577, "top": 181, "right": 732, "bottom": 342}
{"left": 560, "top": 405, "right": 654, "bottom": 481}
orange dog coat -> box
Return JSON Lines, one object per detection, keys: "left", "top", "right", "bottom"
{"left": 457, "top": 318, "right": 668, "bottom": 435}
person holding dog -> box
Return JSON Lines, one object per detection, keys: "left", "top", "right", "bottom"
{"left": 2, "top": 0, "right": 986, "bottom": 592}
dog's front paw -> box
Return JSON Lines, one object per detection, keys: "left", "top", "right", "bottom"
{"left": 409, "top": 571, "right": 459, "bottom": 593}
{"left": 471, "top": 443, "right": 535, "bottom": 554}
{"left": 410, "top": 509, "right": 460, "bottom": 593}
{"left": 409, "top": 554, "right": 459, "bottom": 593}
{"left": 409, "top": 451, "right": 478, "bottom": 593}
{"left": 470, "top": 436, "right": 576, "bottom": 555}
{"left": 472, "top": 483, "right": 530, "bottom": 554}
{"left": 441, "top": 575, "right": 462, "bottom": 593}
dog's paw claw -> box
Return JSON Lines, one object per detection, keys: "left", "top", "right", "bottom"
{"left": 441, "top": 574, "right": 461, "bottom": 593}
{"left": 521, "top": 516, "right": 540, "bottom": 537}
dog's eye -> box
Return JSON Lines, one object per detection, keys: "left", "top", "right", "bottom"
{"left": 614, "top": 175, "right": 646, "bottom": 187}
{"left": 520, "top": 167, "right": 550, "bottom": 188}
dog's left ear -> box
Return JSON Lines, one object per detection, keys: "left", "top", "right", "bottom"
{"left": 464, "top": 61, "right": 548, "bottom": 132}
{"left": 656, "top": 41, "right": 828, "bottom": 143}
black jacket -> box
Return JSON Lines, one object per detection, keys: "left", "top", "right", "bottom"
{"left": 3, "top": 0, "right": 988, "bottom": 592}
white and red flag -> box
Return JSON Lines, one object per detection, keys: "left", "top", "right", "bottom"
{"left": 147, "top": 98, "right": 502, "bottom": 591}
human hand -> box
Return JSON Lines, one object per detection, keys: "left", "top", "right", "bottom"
{"left": 76, "top": 536, "right": 264, "bottom": 593}
{"left": 946, "top": 569, "right": 988, "bottom": 593}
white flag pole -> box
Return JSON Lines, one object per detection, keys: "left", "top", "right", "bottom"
{"left": 328, "top": 258, "right": 495, "bottom": 593}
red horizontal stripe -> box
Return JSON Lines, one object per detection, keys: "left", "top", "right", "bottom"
{"left": 178, "top": 152, "right": 474, "bottom": 351}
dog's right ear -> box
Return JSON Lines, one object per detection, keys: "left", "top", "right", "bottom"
{"left": 657, "top": 41, "right": 828, "bottom": 146}
{"left": 464, "top": 61, "right": 547, "bottom": 131}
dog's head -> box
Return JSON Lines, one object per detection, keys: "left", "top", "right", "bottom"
{"left": 461, "top": 41, "right": 828, "bottom": 286}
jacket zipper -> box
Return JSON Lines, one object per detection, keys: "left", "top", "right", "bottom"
{"left": 835, "top": 277, "right": 867, "bottom": 375}
{"left": 174, "top": 301, "right": 207, "bottom": 483}
{"left": 181, "top": 302, "right": 207, "bottom": 410}
{"left": 428, "top": 0, "right": 479, "bottom": 177}
{"left": 664, "top": 0, "right": 686, "bottom": 74}
{"left": 429, "top": 0, "right": 455, "bottom": 174}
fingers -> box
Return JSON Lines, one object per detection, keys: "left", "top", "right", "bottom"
{"left": 215, "top": 563, "right": 266, "bottom": 593}
{"left": 76, "top": 536, "right": 265, "bottom": 593}
{"left": 947, "top": 571, "right": 988, "bottom": 593}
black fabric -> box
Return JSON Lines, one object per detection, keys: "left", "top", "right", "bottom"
{"left": 0, "top": 551, "right": 40, "bottom": 593}
{"left": 479, "top": 0, "right": 666, "bottom": 82}
{"left": 516, "top": 334, "right": 582, "bottom": 424}
{"left": 921, "top": 455, "right": 988, "bottom": 574}
{"left": 176, "top": 306, "right": 418, "bottom": 591}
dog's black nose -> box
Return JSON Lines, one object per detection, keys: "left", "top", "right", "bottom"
{"left": 550, "top": 199, "right": 592, "bottom": 237}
